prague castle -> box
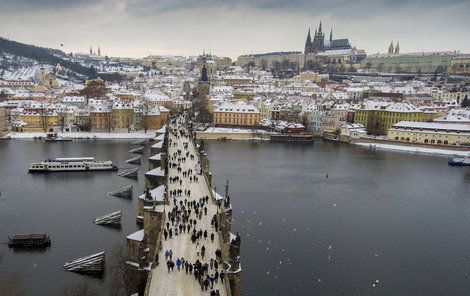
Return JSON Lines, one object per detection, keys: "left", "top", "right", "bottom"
{"left": 304, "top": 22, "right": 352, "bottom": 54}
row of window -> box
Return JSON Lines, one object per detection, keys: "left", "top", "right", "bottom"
{"left": 395, "top": 137, "right": 449, "bottom": 145}
{"left": 215, "top": 113, "right": 259, "bottom": 118}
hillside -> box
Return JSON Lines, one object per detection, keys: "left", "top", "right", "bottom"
{"left": 0, "top": 37, "right": 97, "bottom": 79}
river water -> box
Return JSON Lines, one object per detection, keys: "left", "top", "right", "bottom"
{"left": 0, "top": 139, "right": 469, "bottom": 295}
{"left": 0, "top": 139, "right": 145, "bottom": 295}
{"left": 205, "top": 140, "right": 470, "bottom": 296}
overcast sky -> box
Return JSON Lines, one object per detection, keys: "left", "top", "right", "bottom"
{"left": 0, "top": 0, "right": 469, "bottom": 59}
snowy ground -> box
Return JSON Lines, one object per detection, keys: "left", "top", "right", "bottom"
{"left": 202, "top": 127, "right": 272, "bottom": 134}
{"left": 148, "top": 120, "right": 227, "bottom": 296}
{"left": 354, "top": 142, "right": 470, "bottom": 157}
{"left": 7, "top": 131, "right": 157, "bottom": 139}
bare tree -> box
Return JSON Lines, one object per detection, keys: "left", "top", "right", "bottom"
{"left": 109, "top": 243, "right": 140, "bottom": 296}
{"left": 124, "top": 111, "right": 133, "bottom": 133}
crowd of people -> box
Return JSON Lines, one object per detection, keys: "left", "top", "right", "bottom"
{"left": 158, "top": 114, "right": 227, "bottom": 295}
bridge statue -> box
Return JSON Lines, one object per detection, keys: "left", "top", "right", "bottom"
{"left": 229, "top": 232, "right": 241, "bottom": 264}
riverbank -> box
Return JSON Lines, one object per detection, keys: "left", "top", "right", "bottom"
{"left": 196, "top": 127, "right": 275, "bottom": 140}
{"left": 354, "top": 142, "right": 470, "bottom": 156}
{"left": 7, "top": 131, "right": 157, "bottom": 139}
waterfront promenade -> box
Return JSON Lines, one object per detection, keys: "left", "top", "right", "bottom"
{"left": 148, "top": 117, "right": 228, "bottom": 296}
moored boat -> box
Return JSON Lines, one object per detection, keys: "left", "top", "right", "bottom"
{"left": 270, "top": 133, "right": 314, "bottom": 143}
{"left": 448, "top": 156, "right": 470, "bottom": 166}
{"left": 28, "top": 157, "right": 118, "bottom": 173}
{"left": 44, "top": 132, "right": 72, "bottom": 142}
{"left": 8, "top": 233, "right": 51, "bottom": 247}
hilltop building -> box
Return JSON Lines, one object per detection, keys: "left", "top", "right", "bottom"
{"left": 304, "top": 22, "right": 352, "bottom": 54}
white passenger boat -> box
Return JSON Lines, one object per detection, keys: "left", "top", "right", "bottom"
{"left": 44, "top": 132, "right": 72, "bottom": 142}
{"left": 28, "top": 157, "right": 118, "bottom": 173}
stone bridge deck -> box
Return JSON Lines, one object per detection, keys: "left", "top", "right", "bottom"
{"left": 147, "top": 120, "right": 228, "bottom": 296}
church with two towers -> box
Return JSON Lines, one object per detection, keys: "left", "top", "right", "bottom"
{"left": 304, "top": 22, "right": 352, "bottom": 54}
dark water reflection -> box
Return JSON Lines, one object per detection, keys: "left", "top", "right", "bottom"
{"left": 206, "top": 140, "right": 470, "bottom": 296}
{"left": 0, "top": 139, "right": 144, "bottom": 295}
{"left": 1, "top": 139, "right": 469, "bottom": 295}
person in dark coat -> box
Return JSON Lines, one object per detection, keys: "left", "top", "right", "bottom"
{"left": 220, "top": 270, "right": 225, "bottom": 283}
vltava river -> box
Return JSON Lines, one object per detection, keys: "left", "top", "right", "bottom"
{"left": 0, "top": 139, "right": 469, "bottom": 295}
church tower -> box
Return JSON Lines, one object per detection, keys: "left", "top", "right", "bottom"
{"left": 304, "top": 28, "right": 313, "bottom": 54}
{"left": 197, "top": 65, "right": 210, "bottom": 100}
{"left": 394, "top": 42, "right": 400, "bottom": 54}
{"left": 388, "top": 41, "right": 394, "bottom": 54}
{"left": 98, "top": 46, "right": 101, "bottom": 56}
{"left": 313, "top": 22, "right": 325, "bottom": 53}
{"left": 89, "top": 46, "right": 93, "bottom": 55}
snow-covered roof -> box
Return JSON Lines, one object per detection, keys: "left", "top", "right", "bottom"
{"left": 214, "top": 102, "right": 260, "bottom": 113}
{"left": 392, "top": 121, "right": 470, "bottom": 132}
{"left": 145, "top": 107, "right": 161, "bottom": 116}
{"left": 386, "top": 102, "right": 422, "bottom": 113}
{"left": 434, "top": 109, "right": 470, "bottom": 123}
{"left": 112, "top": 101, "right": 133, "bottom": 109}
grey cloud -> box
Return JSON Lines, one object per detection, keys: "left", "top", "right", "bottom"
{"left": 1, "top": 0, "right": 467, "bottom": 15}
{"left": 0, "top": 0, "right": 99, "bottom": 12}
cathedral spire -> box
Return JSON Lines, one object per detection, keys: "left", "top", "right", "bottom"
{"left": 329, "top": 28, "right": 333, "bottom": 42}
{"left": 394, "top": 41, "right": 400, "bottom": 54}
{"left": 318, "top": 21, "right": 323, "bottom": 35}
{"left": 388, "top": 41, "right": 394, "bottom": 54}
{"left": 304, "top": 28, "right": 312, "bottom": 54}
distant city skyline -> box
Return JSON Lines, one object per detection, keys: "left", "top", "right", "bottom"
{"left": 0, "top": 0, "right": 469, "bottom": 59}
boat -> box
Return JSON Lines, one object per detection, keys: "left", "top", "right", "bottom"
{"left": 125, "top": 155, "right": 142, "bottom": 165}
{"left": 448, "top": 156, "right": 470, "bottom": 166}
{"left": 270, "top": 133, "right": 314, "bottom": 143}
{"left": 107, "top": 184, "right": 133, "bottom": 198}
{"left": 118, "top": 167, "right": 139, "bottom": 179}
{"left": 94, "top": 211, "right": 122, "bottom": 225}
{"left": 8, "top": 233, "right": 51, "bottom": 247}
{"left": 64, "top": 251, "right": 105, "bottom": 274}
{"left": 322, "top": 133, "right": 340, "bottom": 142}
{"left": 28, "top": 157, "right": 118, "bottom": 173}
{"left": 129, "top": 146, "right": 144, "bottom": 154}
{"left": 44, "top": 132, "right": 72, "bottom": 142}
